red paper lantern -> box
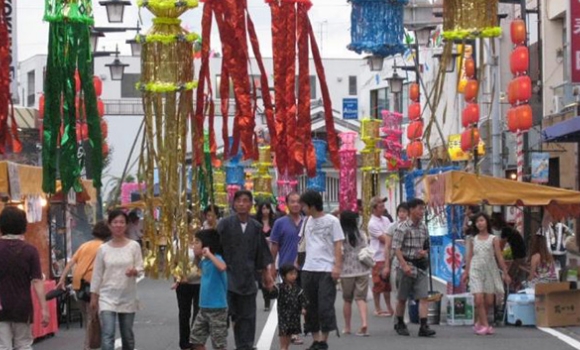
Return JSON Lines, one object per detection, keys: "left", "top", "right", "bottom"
{"left": 39, "top": 94, "right": 45, "bottom": 119}
{"left": 407, "top": 121, "right": 424, "bottom": 140}
{"left": 460, "top": 127, "right": 480, "bottom": 152}
{"left": 464, "top": 80, "right": 479, "bottom": 102}
{"left": 74, "top": 70, "right": 81, "bottom": 92}
{"left": 507, "top": 76, "right": 532, "bottom": 104}
{"left": 409, "top": 83, "right": 420, "bottom": 102}
{"left": 407, "top": 141, "right": 423, "bottom": 158}
{"left": 510, "top": 19, "right": 526, "bottom": 45}
{"left": 408, "top": 102, "right": 421, "bottom": 121}
{"left": 93, "top": 76, "right": 103, "bottom": 97}
{"left": 102, "top": 142, "right": 109, "bottom": 157}
{"left": 97, "top": 99, "right": 105, "bottom": 117}
{"left": 465, "top": 58, "right": 476, "bottom": 79}
{"left": 507, "top": 105, "right": 533, "bottom": 132}
{"left": 101, "top": 120, "right": 108, "bottom": 139}
{"left": 510, "top": 46, "right": 529, "bottom": 75}
{"left": 462, "top": 103, "right": 480, "bottom": 127}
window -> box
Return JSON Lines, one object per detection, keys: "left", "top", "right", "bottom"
{"left": 369, "top": 87, "right": 389, "bottom": 119}
{"left": 121, "top": 73, "right": 142, "bottom": 98}
{"left": 27, "top": 70, "right": 35, "bottom": 107}
{"left": 294, "top": 75, "right": 317, "bottom": 100}
{"left": 348, "top": 76, "right": 357, "bottom": 96}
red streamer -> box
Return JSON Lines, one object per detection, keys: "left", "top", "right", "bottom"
{"left": 0, "top": 0, "right": 20, "bottom": 154}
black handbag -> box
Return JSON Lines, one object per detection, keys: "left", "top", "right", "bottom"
{"left": 76, "top": 279, "right": 92, "bottom": 302}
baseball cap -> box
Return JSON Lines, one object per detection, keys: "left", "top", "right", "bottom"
{"left": 369, "top": 196, "right": 387, "bottom": 208}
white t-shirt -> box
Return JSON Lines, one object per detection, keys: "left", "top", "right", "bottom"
{"left": 368, "top": 215, "right": 391, "bottom": 262}
{"left": 303, "top": 214, "right": 345, "bottom": 272}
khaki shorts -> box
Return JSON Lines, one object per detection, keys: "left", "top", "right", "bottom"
{"left": 341, "top": 275, "right": 369, "bottom": 302}
{"left": 190, "top": 308, "right": 228, "bottom": 349}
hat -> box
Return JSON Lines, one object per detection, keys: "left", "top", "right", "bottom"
{"left": 369, "top": 196, "right": 387, "bottom": 208}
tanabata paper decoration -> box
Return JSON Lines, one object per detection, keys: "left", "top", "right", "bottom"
{"left": 307, "top": 140, "right": 327, "bottom": 192}
{"left": 442, "top": 0, "right": 500, "bottom": 40}
{"left": 339, "top": 132, "right": 358, "bottom": 212}
{"left": 381, "top": 110, "right": 403, "bottom": 171}
{"left": 276, "top": 169, "right": 298, "bottom": 211}
{"left": 348, "top": 0, "right": 408, "bottom": 57}
{"left": 196, "top": 131, "right": 214, "bottom": 209}
{"left": 253, "top": 146, "right": 274, "bottom": 203}
{"left": 0, "top": 0, "right": 20, "bottom": 155}
{"left": 137, "top": 0, "right": 201, "bottom": 279}
{"left": 267, "top": 0, "right": 340, "bottom": 177}
{"left": 360, "top": 119, "right": 381, "bottom": 230}
{"left": 42, "top": 0, "right": 103, "bottom": 194}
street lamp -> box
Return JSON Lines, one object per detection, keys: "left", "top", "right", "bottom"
{"left": 415, "top": 25, "right": 435, "bottom": 47}
{"left": 366, "top": 55, "right": 385, "bottom": 72}
{"left": 105, "top": 46, "right": 129, "bottom": 81}
{"left": 99, "top": 0, "right": 131, "bottom": 23}
{"left": 126, "top": 37, "right": 141, "bottom": 57}
{"left": 433, "top": 51, "right": 460, "bottom": 73}
{"left": 386, "top": 69, "right": 405, "bottom": 95}
{"left": 90, "top": 28, "right": 105, "bottom": 53}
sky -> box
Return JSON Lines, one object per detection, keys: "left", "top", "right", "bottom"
{"left": 17, "top": 0, "right": 360, "bottom": 61}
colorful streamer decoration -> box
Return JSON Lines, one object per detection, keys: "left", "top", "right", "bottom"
{"left": 360, "top": 119, "right": 381, "bottom": 230}
{"left": 253, "top": 145, "right": 274, "bottom": 203}
{"left": 347, "top": 0, "right": 408, "bottom": 57}
{"left": 276, "top": 169, "right": 298, "bottom": 211}
{"left": 268, "top": 0, "right": 340, "bottom": 177}
{"left": 442, "top": 0, "right": 501, "bottom": 40}
{"left": 307, "top": 140, "right": 327, "bottom": 192}
{"left": 42, "top": 0, "right": 103, "bottom": 194}
{"left": 138, "top": 0, "right": 200, "bottom": 280}
{"left": 0, "top": 0, "right": 20, "bottom": 155}
{"left": 381, "top": 110, "right": 404, "bottom": 171}
{"left": 339, "top": 132, "right": 358, "bottom": 212}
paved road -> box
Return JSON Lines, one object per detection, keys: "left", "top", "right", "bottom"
{"left": 34, "top": 278, "right": 580, "bottom": 350}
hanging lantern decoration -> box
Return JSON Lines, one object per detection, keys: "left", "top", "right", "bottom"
{"left": 407, "top": 141, "right": 423, "bottom": 158}
{"left": 338, "top": 131, "right": 358, "bottom": 212}
{"left": 442, "top": 0, "right": 501, "bottom": 41}
{"left": 460, "top": 127, "right": 480, "bottom": 152}
{"left": 459, "top": 54, "right": 481, "bottom": 153}
{"left": 506, "top": 18, "right": 532, "bottom": 133}
{"left": 406, "top": 79, "right": 423, "bottom": 163}
{"left": 461, "top": 103, "right": 480, "bottom": 128}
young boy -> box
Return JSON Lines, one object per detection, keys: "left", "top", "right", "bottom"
{"left": 190, "top": 229, "right": 228, "bottom": 350}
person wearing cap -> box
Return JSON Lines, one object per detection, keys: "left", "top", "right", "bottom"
{"left": 367, "top": 196, "right": 394, "bottom": 317}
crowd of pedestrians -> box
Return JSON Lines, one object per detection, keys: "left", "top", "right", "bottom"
{"left": 6, "top": 185, "right": 570, "bottom": 350}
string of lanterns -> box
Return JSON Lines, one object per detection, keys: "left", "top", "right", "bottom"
{"left": 460, "top": 57, "right": 481, "bottom": 153}
{"left": 406, "top": 82, "right": 424, "bottom": 159}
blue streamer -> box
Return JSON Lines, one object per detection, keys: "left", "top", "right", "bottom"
{"left": 348, "top": 0, "right": 409, "bottom": 57}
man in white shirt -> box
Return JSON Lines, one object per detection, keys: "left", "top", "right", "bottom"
{"left": 300, "top": 190, "right": 344, "bottom": 350}
{"left": 367, "top": 196, "right": 393, "bottom": 317}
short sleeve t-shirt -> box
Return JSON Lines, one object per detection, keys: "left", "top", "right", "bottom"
{"left": 368, "top": 215, "right": 391, "bottom": 262}
{"left": 199, "top": 255, "right": 228, "bottom": 308}
{"left": 0, "top": 238, "right": 42, "bottom": 323}
{"left": 71, "top": 239, "right": 103, "bottom": 290}
{"left": 269, "top": 216, "right": 302, "bottom": 267}
{"left": 302, "top": 214, "right": 345, "bottom": 272}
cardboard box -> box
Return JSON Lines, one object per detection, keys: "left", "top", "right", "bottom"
{"left": 535, "top": 282, "right": 580, "bottom": 327}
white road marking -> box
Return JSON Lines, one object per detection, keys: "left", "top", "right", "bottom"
{"left": 538, "top": 327, "right": 580, "bottom": 349}
{"left": 256, "top": 300, "right": 278, "bottom": 350}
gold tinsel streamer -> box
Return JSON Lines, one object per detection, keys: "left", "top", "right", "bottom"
{"left": 139, "top": 2, "right": 200, "bottom": 280}
{"left": 253, "top": 146, "right": 274, "bottom": 202}
{"left": 360, "top": 119, "right": 381, "bottom": 232}
{"left": 442, "top": 0, "right": 500, "bottom": 40}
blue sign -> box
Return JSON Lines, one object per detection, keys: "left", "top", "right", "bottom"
{"left": 342, "top": 98, "right": 358, "bottom": 120}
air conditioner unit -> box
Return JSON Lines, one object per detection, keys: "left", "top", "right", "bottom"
{"left": 553, "top": 96, "right": 560, "bottom": 113}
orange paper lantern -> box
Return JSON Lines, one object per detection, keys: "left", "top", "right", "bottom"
{"left": 97, "top": 99, "right": 105, "bottom": 117}
{"left": 101, "top": 120, "right": 108, "bottom": 139}
{"left": 93, "top": 76, "right": 103, "bottom": 97}
{"left": 508, "top": 76, "right": 532, "bottom": 104}
{"left": 510, "top": 19, "right": 526, "bottom": 45}
{"left": 462, "top": 103, "right": 480, "bottom": 127}
{"left": 465, "top": 58, "right": 476, "bottom": 79}
{"left": 39, "top": 94, "right": 45, "bottom": 119}
{"left": 408, "top": 102, "right": 421, "bottom": 121}
{"left": 464, "top": 80, "right": 479, "bottom": 102}
{"left": 507, "top": 105, "right": 533, "bottom": 132}
{"left": 510, "top": 46, "right": 529, "bottom": 76}
{"left": 407, "top": 141, "right": 423, "bottom": 158}
{"left": 460, "top": 127, "right": 480, "bottom": 152}
{"left": 409, "top": 83, "right": 420, "bottom": 102}
{"left": 407, "top": 120, "right": 424, "bottom": 140}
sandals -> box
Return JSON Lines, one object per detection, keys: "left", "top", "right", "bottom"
{"left": 356, "top": 327, "right": 370, "bottom": 337}
{"left": 291, "top": 335, "right": 304, "bottom": 344}
{"left": 373, "top": 310, "right": 393, "bottom": 317}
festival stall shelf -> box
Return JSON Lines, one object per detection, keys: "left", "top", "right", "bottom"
{"left": 31, "top": 280, "right": 59, "bottom": 339}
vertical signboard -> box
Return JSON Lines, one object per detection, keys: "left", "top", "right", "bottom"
{"left": 4, "top": 0, "right": 18, "bottom": 103}
{"left": 571, "top": 0, "right": 580, "bottom": 83}
{"left": 531, "top": 152, "right": 549, "bottom": 183}
{"left": 342, "top": 98, "right": 358, "bottom": 120}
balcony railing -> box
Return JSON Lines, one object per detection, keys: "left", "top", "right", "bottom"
{"left": 103, "top": 99, "right": 144, "bottom": 116}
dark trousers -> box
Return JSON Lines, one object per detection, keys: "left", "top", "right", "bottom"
{"left": 228, "top": 292, "right": 257, "bottom": 350}
{"left": 302, "top": 271, "right": 338, "bottom": 334}
{"left": 176, "top": 283, "right": 200, "bottom": 349}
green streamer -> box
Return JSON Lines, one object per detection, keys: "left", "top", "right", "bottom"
{"left": 42, "top": 0, "right": 103, "bottom": 194}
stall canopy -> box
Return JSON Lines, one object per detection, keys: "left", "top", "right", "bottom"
{"left": 424, "top": 171, "right": 580, "bottom": 219}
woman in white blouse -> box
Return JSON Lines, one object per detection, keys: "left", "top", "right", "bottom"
{"left": 91, "top": 209, "right": 144, "bottom": 350}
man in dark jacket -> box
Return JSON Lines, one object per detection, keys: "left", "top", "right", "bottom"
{"left": 218, "top": 190, "right": 274, "bottom": 350}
